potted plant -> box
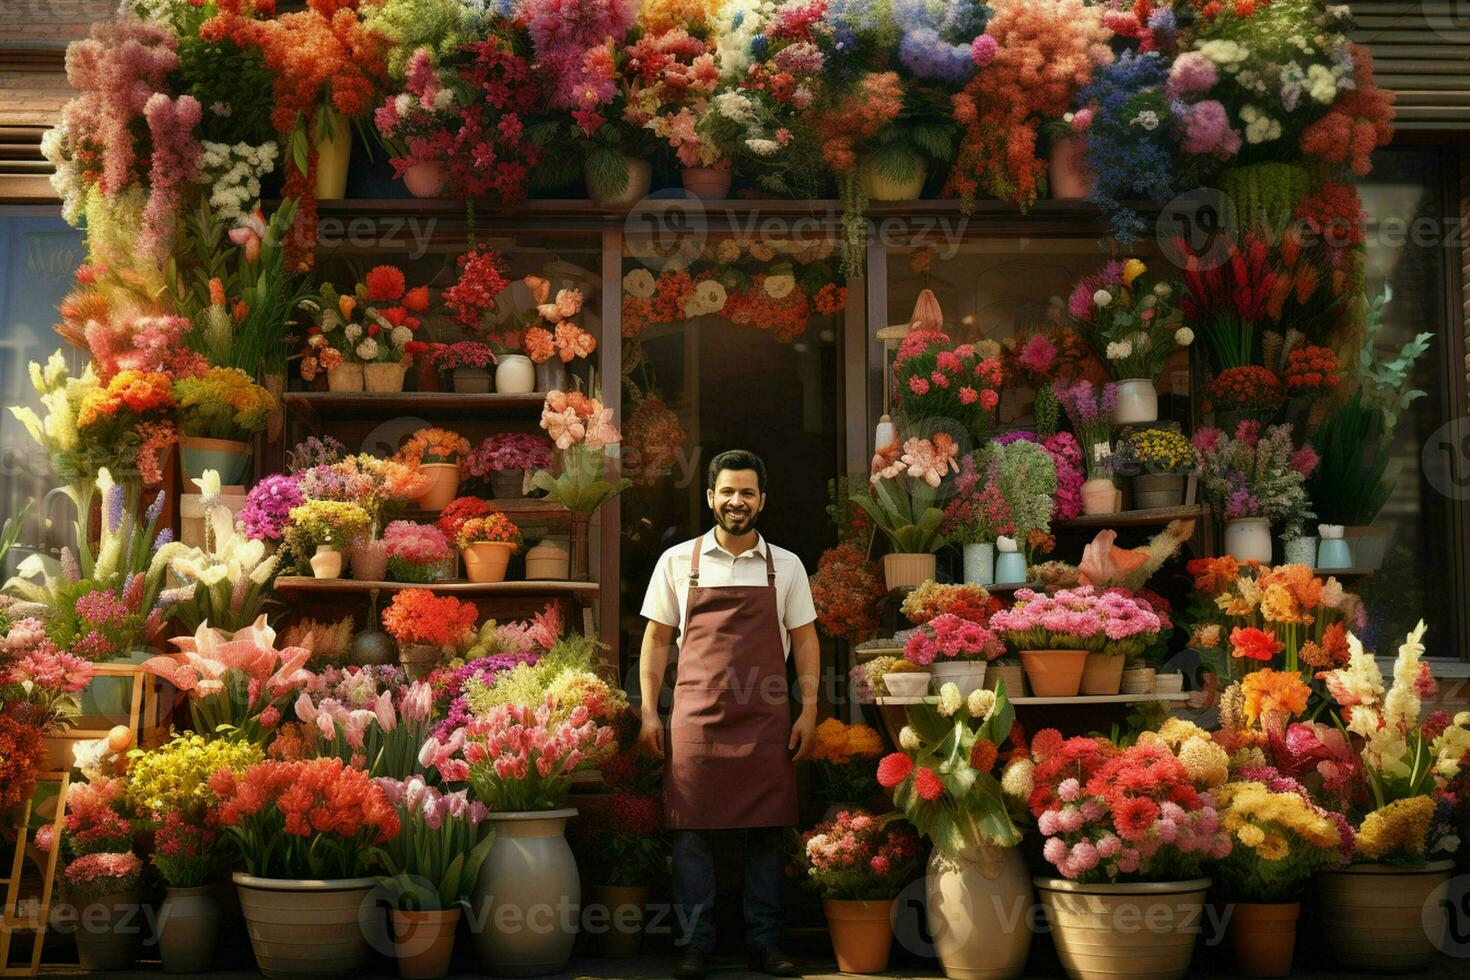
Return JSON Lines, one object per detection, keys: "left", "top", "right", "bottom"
{"left": 63, "top": 851, "right": 145, "bottom": 971}
{"left": 989, "top": 587, "right": 1121, "bottom": 698}
{"left": 396, "top": 427, "right": 471, "bottom": 512}
{"left": 854, "top": 434, "right": 959, "bottom": 590}
{"left": 585, "top": 791, "right": 666, "bottom": 959}
{"left": 285, "top": 500, "right": 372, "bottom": 579}
{"left": 891, "top": 332, "right": 1005, "bottom": 439}
{"left": 306, "top": 269, "right": 430, "bottom": 393}
{"left": 213, "top": 758, "right": 400, "bottom": 978}
{"left": 1207, "top": 365, "right": 1287, "bottom": 427}
{"left": 533, "top": 391, "right": 631, "bottom": 578}
{"left": 877, "top": 682, "right": 1033, "bottom": 979}
{"left": 383, "top": 521, "right": 453, "bottom": 583}
{"left": 902, "top": 612, "right": 1004, "bottom": 699}
{"left": 1214, "top": 774, "right": 1346, "bottom": 977}
{"left": 1055, "top": 380, "right": 1119, "bottom": 515}
{"left": 941, "top": 452, "right": 1002, "bottom": 586}
{"left": 456, "top": 512, "right": 522, "bottom": 584}
{"left": 794, "top": 812, "right": 923, "bottom": 974}
{"left": 880, "top": 658, "right": 931, "bottom": 698}
{"left": 463, "top": 432, "right": 553, "bottom": 500}
{"left": 380, "top": 589, "right": 479, "bottom": 680}
{"left": 1086, "top": 588, "right": 1164, "bottom": 696}
{"left": 520, "top": 278, "right": 596, "bottom": 392}
{"left": 1315, "top": 621, "right": 1470, "bottom": 971}
{"left": 808, "top": 719, "right": 885, "bottom": 816}
{"left": 375, "top": 49, "right": 457, "bottom": 198}
{"left": 1193, "top": 422, "right": 1316, "bottom": 564}
{"left": 1028, "top": 723, "right": 1232, "bottom": 980}
{"left": 1068, "top": 259, "right": 1190, "bottom": 424}
{"left": 431, "top": 341, "right": 497, "bottom": 393}
{"left": 421, "top": 697, "right": 616, "bottom": 976}
{"left": 173, "top": 367, "right": 275, "bottom": 484}
{"left": 1118, "top": 428, "right": 1195, "bottom": 509}
{"left": 371, "top": 776, "right": 497, "bottom": 980}
{"left": 0, "top": 616, "right": 93, "bottom": 771}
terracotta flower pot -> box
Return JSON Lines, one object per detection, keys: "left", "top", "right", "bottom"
{"left": 881, "top": 552, "right": 935, "bottom": 591}
{"left": 1229, "top": 902, "right": 1298, "bottom": 977}
{"left": 415, "top": 463, "right": 461, "bottom": 512}
{"left": 391, "top": 908, "right": 460, "bottom": 979}
{"left": 1035, "top": 876, "right": 1211, "bottom": 980}
{"left": 363, "top": 362, "right": 408, "bottom": 392}
{"left": 402, "top": 161, "right": 447, "bottom": 199}
{"left": 592, "top": 884, "right": 647, "bottom": 959}
{"left": 1019, "top": 649, "right": 1088, "bottom": 698}
{"left": 327, "top": 363, "right": 365, "bottom": 392}
{"left": 234, "top": 874, "right": 377, "bottom": 978}
{"left": 680, "top": 167, "right": 732, "bottom": 200}
{"left": 1080, "top": 478, "right": 1119, "bottom": 516}
{"left": 1079, "top": 652, "right": 1124, "bottom": 695}
{"left": 462, "top": 541, "right": 515, "bottom": 583}
{"left": 349, "top": 540, "right": 388, "bottom": 581}
{"left": 1317, "top": 860, "right": 1453, "bottom": 972}
{"left": 823, "top": 898, "right": 894, "bottom": 974}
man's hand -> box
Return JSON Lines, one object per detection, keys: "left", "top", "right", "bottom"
{"left": 789, "top": 708, "right": 817, "bottom": 762}
{"left": 638, "top": 706, "right": 665, "bottom": 760}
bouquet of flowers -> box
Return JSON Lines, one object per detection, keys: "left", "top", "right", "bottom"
{"left": 210, "top": 758, "right": 400, "bottom": 879}
{"left": 618, "top": 24, "right": 724, "bottom": 169}
{"left": 1176, "top": 229, "right": 1278, "bottom": 373}
{"left": 125, "top": 733, "right": 263, "bottom": 822}
{"left": 443, "top": 244, "right": 510, "bottom": 331}
{"left": 462, "top": 433, "right": 553, "bottom": 486}
{"left": 891, "top": 332, "right": 1003, "bottom": 435}
{"left": 522, "top": 283, "right": 596, "bottom": 366}
{"left": 397, "top": 427, "right": 471, "bottom": 467}
{"left": 1281, "top": 345, "right": 1342, "bottom": 399}
{"left": 1192, "top": 422, "right": 1316, "bottom": 535}
{"left": 1, "top": 619, "right": 94, "bottom": 734}
{"left": 375, "top": 47, "right": 459, "bottom": 177}
{"left": 534, "top": 391, "right": 631, "bottom": 514}
{"left": 165, "top": 471, "right": 281, "bottom": 633}
{"left": 989, "top": 586, "right": 1162, "bottom": 658}
{"left": 63, "top": 851, "right": 144, "bottom": 899}
{"left": 1207, "top": 365, "right": 1287, "bottom": 421}
{"left": 903, "top": 613, "right": 1004, "bottom": 666}
{"left": 794, "top": 812, "right": 923, "bottom": 901}
{"left": 456, "top": 512, "right": 522, "bottom": 550}
{"left": 75, "top": 370, "right": 177, "bottom": 484}
{"left": 431, "top": 341, "right": 496, "bottom": 372}
{"left": 1054, "top": 380, "right": 1117, "bottom": 481}
{"left": 810, "top": 544, "right": 886, "bottom": 646}
{"left": 371, "top": 775, "right": 497, "bottom": 911}
{"left": 1213, "top": 773, "right": 1347, "bottom": 902}
{"left": 283, "top": 500, "right": 372, "bottom": 553}
{"left": 435, "top": 497, "right": 498, "bottom": 543}
{"left": 239, "top": 473, "right": 305, "bottom": 543}
{"left": 981, "top": 438, "right": 1059, "bottom": 552}
{"left": 1119, "top": 428, "right": 1194, "bottom": 477}
{"left": 1069, "top": 259, "right": 1190, "bottom": 382}
{"left": 1027, "top": 721, "right": 1232, "bottom": 881}
{"left": 857, "top": 434, "right": 959, "bottom": 556}
{"left": 381, "top": 588, "right": 479, "bottom": 650}
{"left": 808, "top": 719, "right": 885, "bottom": 804}
{"left": 900, "top": 581, "right": 1002, "bottom": 627}
{"left": 297, "top": 454, "right": 431, "bottom": 533}
{"left": 173, "top": 367, "right": 274, "bottom": 442}
{"left": 878, "top": 684, "right": 1024, "bottom": 852}
{"left": 292, "top": 681, "right": 436, "bottom": 778}
{"left": 303, "top": 266, "right": 430, "bottom": 375}
{"left": 383, "top": 521, "right": 452, "bottom": 583}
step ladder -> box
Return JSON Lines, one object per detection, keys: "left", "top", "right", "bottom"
{"left": 0, "top": 771, "right": 71, "bottom": 977}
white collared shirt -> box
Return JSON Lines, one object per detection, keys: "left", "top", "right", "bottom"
{"left": 640, "top": 533, "right": 817, "bottom": 656}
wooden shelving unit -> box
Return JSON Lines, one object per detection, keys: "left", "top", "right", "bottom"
{"left": 283, "top": 391, "right": 545, "bottom": 420}
{"left": 876, "top": 693, "right": 1189, "bottom": 707}
{"left": 273, "top": 577, "right": 598, "bottom": 601}
{"left": 1057, "top": 503, "right": 1208, "bottom": 529}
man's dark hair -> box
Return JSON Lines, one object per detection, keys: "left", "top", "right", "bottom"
{"left": 707, "top": 449, "right": 767, "bottom": 492}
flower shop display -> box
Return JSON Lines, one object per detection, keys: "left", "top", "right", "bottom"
{"left": 212, "top": 757, "right": 400, "bottom": 977}
{"left": 431, "top": 341, "right": 497, "bottom": 392}
{"left": 372, "top": 776, "right": 497, "bottom": 980}
{"left": 534, "top": 390, "right": 630, "bottom": 576}
{"left": 284, "top": 500, "right": 372, "bottom": 579}
{"left": 303, "top": 266, "right": 430, "bottom": 392}
{"left": 857, "top": 433, "right": 959, "bottom": 589}
{"left": 878, "top": 683, "right": 1033, "bottom": 978}
{"left": 173, "top": 366, "right": 274, "bottom": 483}
{"left": 810, "top": 543, "right": 886, "bottom": 647}
{"left": 793, "top": 812, "right": 923, "bottom": 974}
{"left": 456, "top": 512, "right": 523, "bottom": 584}
{"left": 1118, "top": 428, "right": 1195, "bottom": 510}
{"left": 1027, "top": 722, "right": 1232, "bottom": 980}
{"left": 383, "top": 521, "right": 453, "bottom": 583}
{"left": 381, "top": 588, "right": 479, "bottom": 679}
{"left": 396, "top": 427, "right": 472, "bottom": 511}
{"left": 808, "top": 719, "right": 884, "bottom": 812}
{"left": 903, "top": 613, "right": 1004, "bottom": 698}
{"left": 891, "top": 330, "right": 1004, "bottom": 437}
{"left": 1055, "top": 379, "right": 1120, "bottom": 515}
{"left": 990, "top": 586, "right": 1162, "bottom": 698}
{"left": 463, "top": 432, "right": 553, "bottom": 500}
{"left": 1068, "top": 259, "right": 1189, "bottom": 423}
{"left": 1192, "top": 422, "right": 1316, "bottom": 563}
{"left": 293, "top": 678, "right": 437, "bottom": 778}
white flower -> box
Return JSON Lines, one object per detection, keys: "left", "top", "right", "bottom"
{"left": 1000, "top": 759, "right": 1034, "bottom": 800}
{"left": 1306, "top": 63, "right": 1338, "bottom": 104}
{"left": 899, "top": 726, "right": 920, "bottom": 752}
{"left": 694, "top": 279, "right": 727, "bottom": 313}
{"left": 1153, "top": 281, "right": 1173, "bottom": 300}
{"left": 356, "top": 338, "right": 379, "bottom": 361}
{"left": 966, "top": 688, "right": 996, "bottom": 721}
{"left": 1105, "top": 340, "right": 1133, "bottom": 361}
{"left": 622, "top": 268, "right": 656, "bottom": 299}
{"left": 1174, "top": 326, "right": 1194, "bottom": 346}
{"left": 712, "top": 90, "right": 756, "bottom": 122}
{"left": 763, "top": 274, "right": 795, "bottom": 299}
{"left": 936, "top": 683, "right": 962, "bottom": 717}
{"left": 390, "top": 326, "right": 413, "bottom": 348}
{"left": 344, "top": 322, "right": 363, "bottom": 342}
{"left": 1093, "top": 289, "right": 1112, "bottom": 308}
{"left": 1240, "top": 105, "right": 1282, "bottom": 144}
{"left": 1131, "top": 110, "right": 1160, "bottom": 131}
{"left": 745, "top": 138, "right": 781, "bottom": 157}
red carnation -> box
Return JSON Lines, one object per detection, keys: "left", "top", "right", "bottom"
{"left": 913, "top": 766, "right": 944, "bottom": 801}
{"left": 365, "top": 265, "right": 406, "bottom": 302}
{"left": 876, "top": 752, "right": 914, "bottom": 789}
{"left": 402, "top": 285, "right": 431, "bottom": 312}
{"left": 1230, "top": 626, "right": 1284, "bottom": 662}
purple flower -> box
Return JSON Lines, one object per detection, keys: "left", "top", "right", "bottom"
{"left": 153, "top": 527, "right": 174, "bottom": 550}
{"left": 240, "top": 474, "right": 305, "bottom": 541}
{"left": 145, "top": 491, "right": 166, "bottom": 524}
{"left": 104, "top": 484, "right": 124, "bottom": 535}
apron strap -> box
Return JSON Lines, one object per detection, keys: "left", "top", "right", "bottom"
{"left": 689, "top": 534, "right": 703, "bottom": 585}
{"left": 762, "top": 538, "right": 776, "bottom": 586}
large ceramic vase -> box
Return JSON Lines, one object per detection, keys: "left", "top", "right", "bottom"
{"left": 1224, "top": 517, "right": 1273, "bottom": 564}
{"left": 1229, "top": 902, "right": 1298, "bottom": 978}
{"left": 1019, "top": 649, "right": 1088, "bottom": 697}
{"left": 926, "top": 844, "right": 1032, "bottom": 979}
{"left": 1113, "top": 379, "right": 1158, "bottom": 424}
{"left": 470, "top": 809, "right": 580, "bottom": 976}
{"left": 1035, "top": 877, "right": 1210, "bottom": 980}
{"left": 72, "top": 890, "right": 142, "bottom": 970}
{"left": 881, "top": 552, "right": 934, "bottom": 591}
{"left": 592, "top": 884, "right": 647, "bottom": 959}
{"left": 1316, "top": 860, "right": 1453, "bottom": 972}
{"left": 234, "top": 874, "right": 378, "bottom": 978}
{"left": 824, "top": 898, "right": 894, "bottom": 974}
{"left": 159, "top": 885, "right": 220, "bottom": 974}
{"left": 179, "top": 435, "right": 251, "bottom": 485}
{"left": 392, "top": 908, "right": 460, "bottom": 979}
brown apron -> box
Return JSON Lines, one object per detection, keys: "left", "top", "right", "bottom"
{"left": 664, "top": 535, "right": 799, "bottom": 829}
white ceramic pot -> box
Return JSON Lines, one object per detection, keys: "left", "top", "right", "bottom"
{"left": 1154, "top": 672, "right": 1184, "bottom": 694}
{"left": 930, "top": 661, "right": 988, "bottom": 699}
{"left": 310, "top": 545, "right": 342, "bottom": 580}
{"left": 927, "top": 845, "right": 1033, "bottom": 979}
{"left": 882, "top": 672, "right": 931, "bottom": 698}
{"left": 1113, "top": 378, "right": 1158, "bottom": 424}
{"left": 961, "top": 542, "right": 995, "bottom": 586}
{"left": 494, "top": 354, "right": 536, "bottom": 395}
{"left": 1224, "top": 517, "right": 1273, "bottom": 564}
{"left": 471, "top": 810, "right": 580, "bottom": 976}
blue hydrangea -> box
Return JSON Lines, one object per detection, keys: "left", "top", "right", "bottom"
{"left": 1078, "top": 51, "right": 1177, "bottom": 245}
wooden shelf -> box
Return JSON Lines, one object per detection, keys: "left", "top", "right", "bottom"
{"left": 273, "top": 577, "right": 598, "bottom": 601}
{"left": 876, "top": 693, "right": 1190, "bottom": 706}
{"left": 283, "top": 391, "right": 544, "bottom": 420}
{"left": 887, "top": 580, "right": 1037, "bottom": 600}
{"left": 1311, "top": 567, "right": 1373, "bottom": 578}
{"left": 403, "top": 498, "right": 571, "bottom": 523}
{"left": 1057, "top": 504, "right": 1207, "bottom": 529}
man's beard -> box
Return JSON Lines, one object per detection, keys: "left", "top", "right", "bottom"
{"left": 714, "top": 505, "right": 759, "bottom": 535}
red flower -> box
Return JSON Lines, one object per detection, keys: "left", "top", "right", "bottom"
{"left": 1230, "top": 626, "right": 1284, "bottom": 662}
{"left": 970, "top": 738, "right": 998, "bottom": 773}
{"left": 876, "top": 752, "right": 913, "bottom": 789}
{"left": 365, "top": 265, "right": 406, "bottom": 302}
{"left": 913, "top": 766, "right": 944, "bottom": 801}
{"left": 402, "top": 285, "right": 431, "bottom": 312}
{"left": 1113, "top": 795, "right": 1160, "bottom": 841}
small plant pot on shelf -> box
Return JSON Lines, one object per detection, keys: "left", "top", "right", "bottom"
{"left": 363, "top": 362, "right": 408, "bottom": 392}
{"left": 494, "top": 354, "right": 536, "bottom": 394}
{"left": 525, "top": 536, "right": 570, "bottom": 580}
{"left": 1131, "top": 473, "right": 1184, "bottom": 510}
{"left": 1224, "top": 517, "right": 1273, "bottom": 564}
{"left": 490, "top": 469, "right": 527, "bottom": 499}
{"left": 402, "top": 161, "right": 447, "bottom": 199}
{"left": 1079, "top": 652, "right": 1124, "bottom": 695}
{"left": 985, "top": 664, "right": 1026, "bottom": 698}
{"left": 882, "top": 672, "right": 930, "bottom": 698}
{"left": 391, "top": 908, "right": 460, "bottom": 979}
{"left": 1343, "top": 525, "right": 1390, "bottom": 570}
{"left": 1154, "top": 672, "right": 1184, "bottom": 694}
{"left": 681, "top": 167, "right": 733, "bottom": 200}
{"left": 961, "top": 542, "right": 995, "bottom": 586}
{"left": 823, "top": 898, "right": 894, "bottom": 974}
{"left": 535, "top": 360, "right": 568, "bottom": 393}
{"left": 349, "top": 540, "right": 389, "bottom": 581}
{"left": 462, "top": 541, "right": 515, "bottom": 583}
{"left": 1080, "top": 478, "right": 1120, "bottom": 516}
{"left": 1019, "top": 649, "right": 1088, "bottom": 697}
{"left": 415, "top": 463, "right": 461, "bottom": 512}
{"left": 858, "top": 154, "right": 925, "bottom": 201}
{"left": 310, "top": 545, "right": 342, "bottom": 580}
{"left": 930, "top": 661, "right": 987, "bottom": 698}
{"left": 882, "top": 552, "right": 935, "bottom": 591}
{"left": 1282, "top": 536, "right": 1317, "bottom": 566}
{"left": 326, "top": 362, "right": 365, "bottom": 392}
{"left": 586, "top": 156, "right": 652, "bottom": 206}
{"left": 451, "top": 367, "right": 492, "bottom": 393}
{"left": 1120, "top": 667, "right": 1156, "bottom": 695}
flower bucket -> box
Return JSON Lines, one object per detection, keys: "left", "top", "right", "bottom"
{"left": 927, "top": 845, "right": 1032, "bottom": 979}
{"left": 586, "top": 156, "right": 651, "bottom": 206}
{"left": 931, "top": 661, "right": 988, "bottom": 699}
{"left": 471, "top": 810, "right": 580, "bottom": 976}
{"left": 462, "top": 541, "right": 515, "bottom": 583}
{"left": 363, "top": 362, "right": 408, "bottom": 393}
{"left": 452, "top": 367, "right": 492, "bottom": 393}
{"left": 490, "top": 468, "right": 527, "bottom": 499}
{"left": 1019, "top": 649, "right": 1088, "bottom": 697}
{"left": 824, "top": 898, "right": 894, "bottom": 974}
{"left": 72, "top": 890, "right": 143, "bottom": 971}
{"left": 1229, "top": 901, "right": 1298, "bottom": 978}
{"left": 1224, "top": 517, "right": 1272, "bottom": 564}
{"left": 1035, "top": 877, "right": 1211, "bottom": 980}
{"left": 234, "top": 874, "right": 378, "bottom": 978}
{"left": 881, "top": 552, "right": 934, "bottom": 591}
{"left": 1079, "top": 652, "right": 1124, "bottom": 695}
{"left": 525, "top": 536, "right": 570, "bottom": 580}
{"left": 592, "top": 884, "right": 648, "bottom": 959}
{"left": 326, "top": 362, "right": 365, "bottom": 392}
{"left": 1080, "top": 478, "right": 1119, "bottom": 516}
{"left": 1048, "top": 136, "right": 1093, "bottom": 199}
{"left": 392, "top": 908, "right": 460, "bottom": 979}
{"left": 310, "top": 545, "right": 342, "bottom": 580}
{"left": 159, "top": 885, "right": 220, "bottom": 974}
{"left": 414, "top": 463, "right": 461, "bottom": 512}
{"left": 402, "top": 161, "right": 447, "bottom": 199}
{"left": 681, "top": 167, "right": 732, "bottom": 200}
{"left": 1343, "top": 525, "right": 1390, "bottom": 570}
{"left": 1120, "top": 667, "right": 1155, "bottom": 695}
{"left": 984, "top": 664, "right": 1026, "bottom": 698}
{"left": 494, "top": 354, "right": 536, "bottom": 394}
{"left": 180, "top": 435, "right": 252, "bottom": 484}
{"left": 859, "top": 155, "right": 925, "bottom": 201}
{"left": 882, "top": 672, "right": 930, "bottom": 698}
{"left": 1113, "top": 379, "right": 1158, "bottom": 424}
{"left": 1132, "top": 473, "right": 1184, "bottom": 510}
{"left": 961, "top": 542, "right": 995, "bottom": 586}
{"left": 1316, "top": 860, "right": 1453, "bottom": 972}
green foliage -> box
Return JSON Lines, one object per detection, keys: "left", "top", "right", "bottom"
{"left": 1308, "top": 390, "right": 1394, "bottom": 526}
{"left": 851, "top": 476, "right": 947, "bottom": 554}
{"left": 174, "top": 34, "right": 277, "bottom": 146}
{"left": 1217, "top": 162, "right": 1314, "bottom": 232}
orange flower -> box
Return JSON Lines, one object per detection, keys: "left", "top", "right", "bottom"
{"left": 554, "top": 321, "right": 597, "bottom": 362}
{"left": 1241, "top": 669, "right": 1310, "bottom": 726}
{"left": 1230, "top": 627, "right": 1283, "bottom": 662}
{"left": 1188, "top": 556, "right": 1238, "bottom": 595}
{"left": 523, "top": 275, "right": 550, "bottom": 304}
{"left": 522, "top": 326, "right": 555, "bottom": 364}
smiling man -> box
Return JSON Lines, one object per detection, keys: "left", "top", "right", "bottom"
{"left": 638, "top": 449, "right": 819, "bottom": 979}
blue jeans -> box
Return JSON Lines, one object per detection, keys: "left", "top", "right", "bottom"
{"left": 670, "top": 827, "right": 785, "bottom": 954}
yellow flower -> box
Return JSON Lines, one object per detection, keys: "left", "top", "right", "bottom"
{"left": 1355, "top": 796, "right": 1435, "bottom": 861}
{"left": 1258, "top": 833, "right": 1290, "bottom": 861}
{"left": 1237, "top": 824, "right": 1266, "bottom": 848}
{"left": 1122, "top": 258, "right": 1147, "bottom": 287}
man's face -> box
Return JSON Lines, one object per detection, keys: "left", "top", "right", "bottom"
{"left": 707, "top": 468, "right": 764, "bottom": 535}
